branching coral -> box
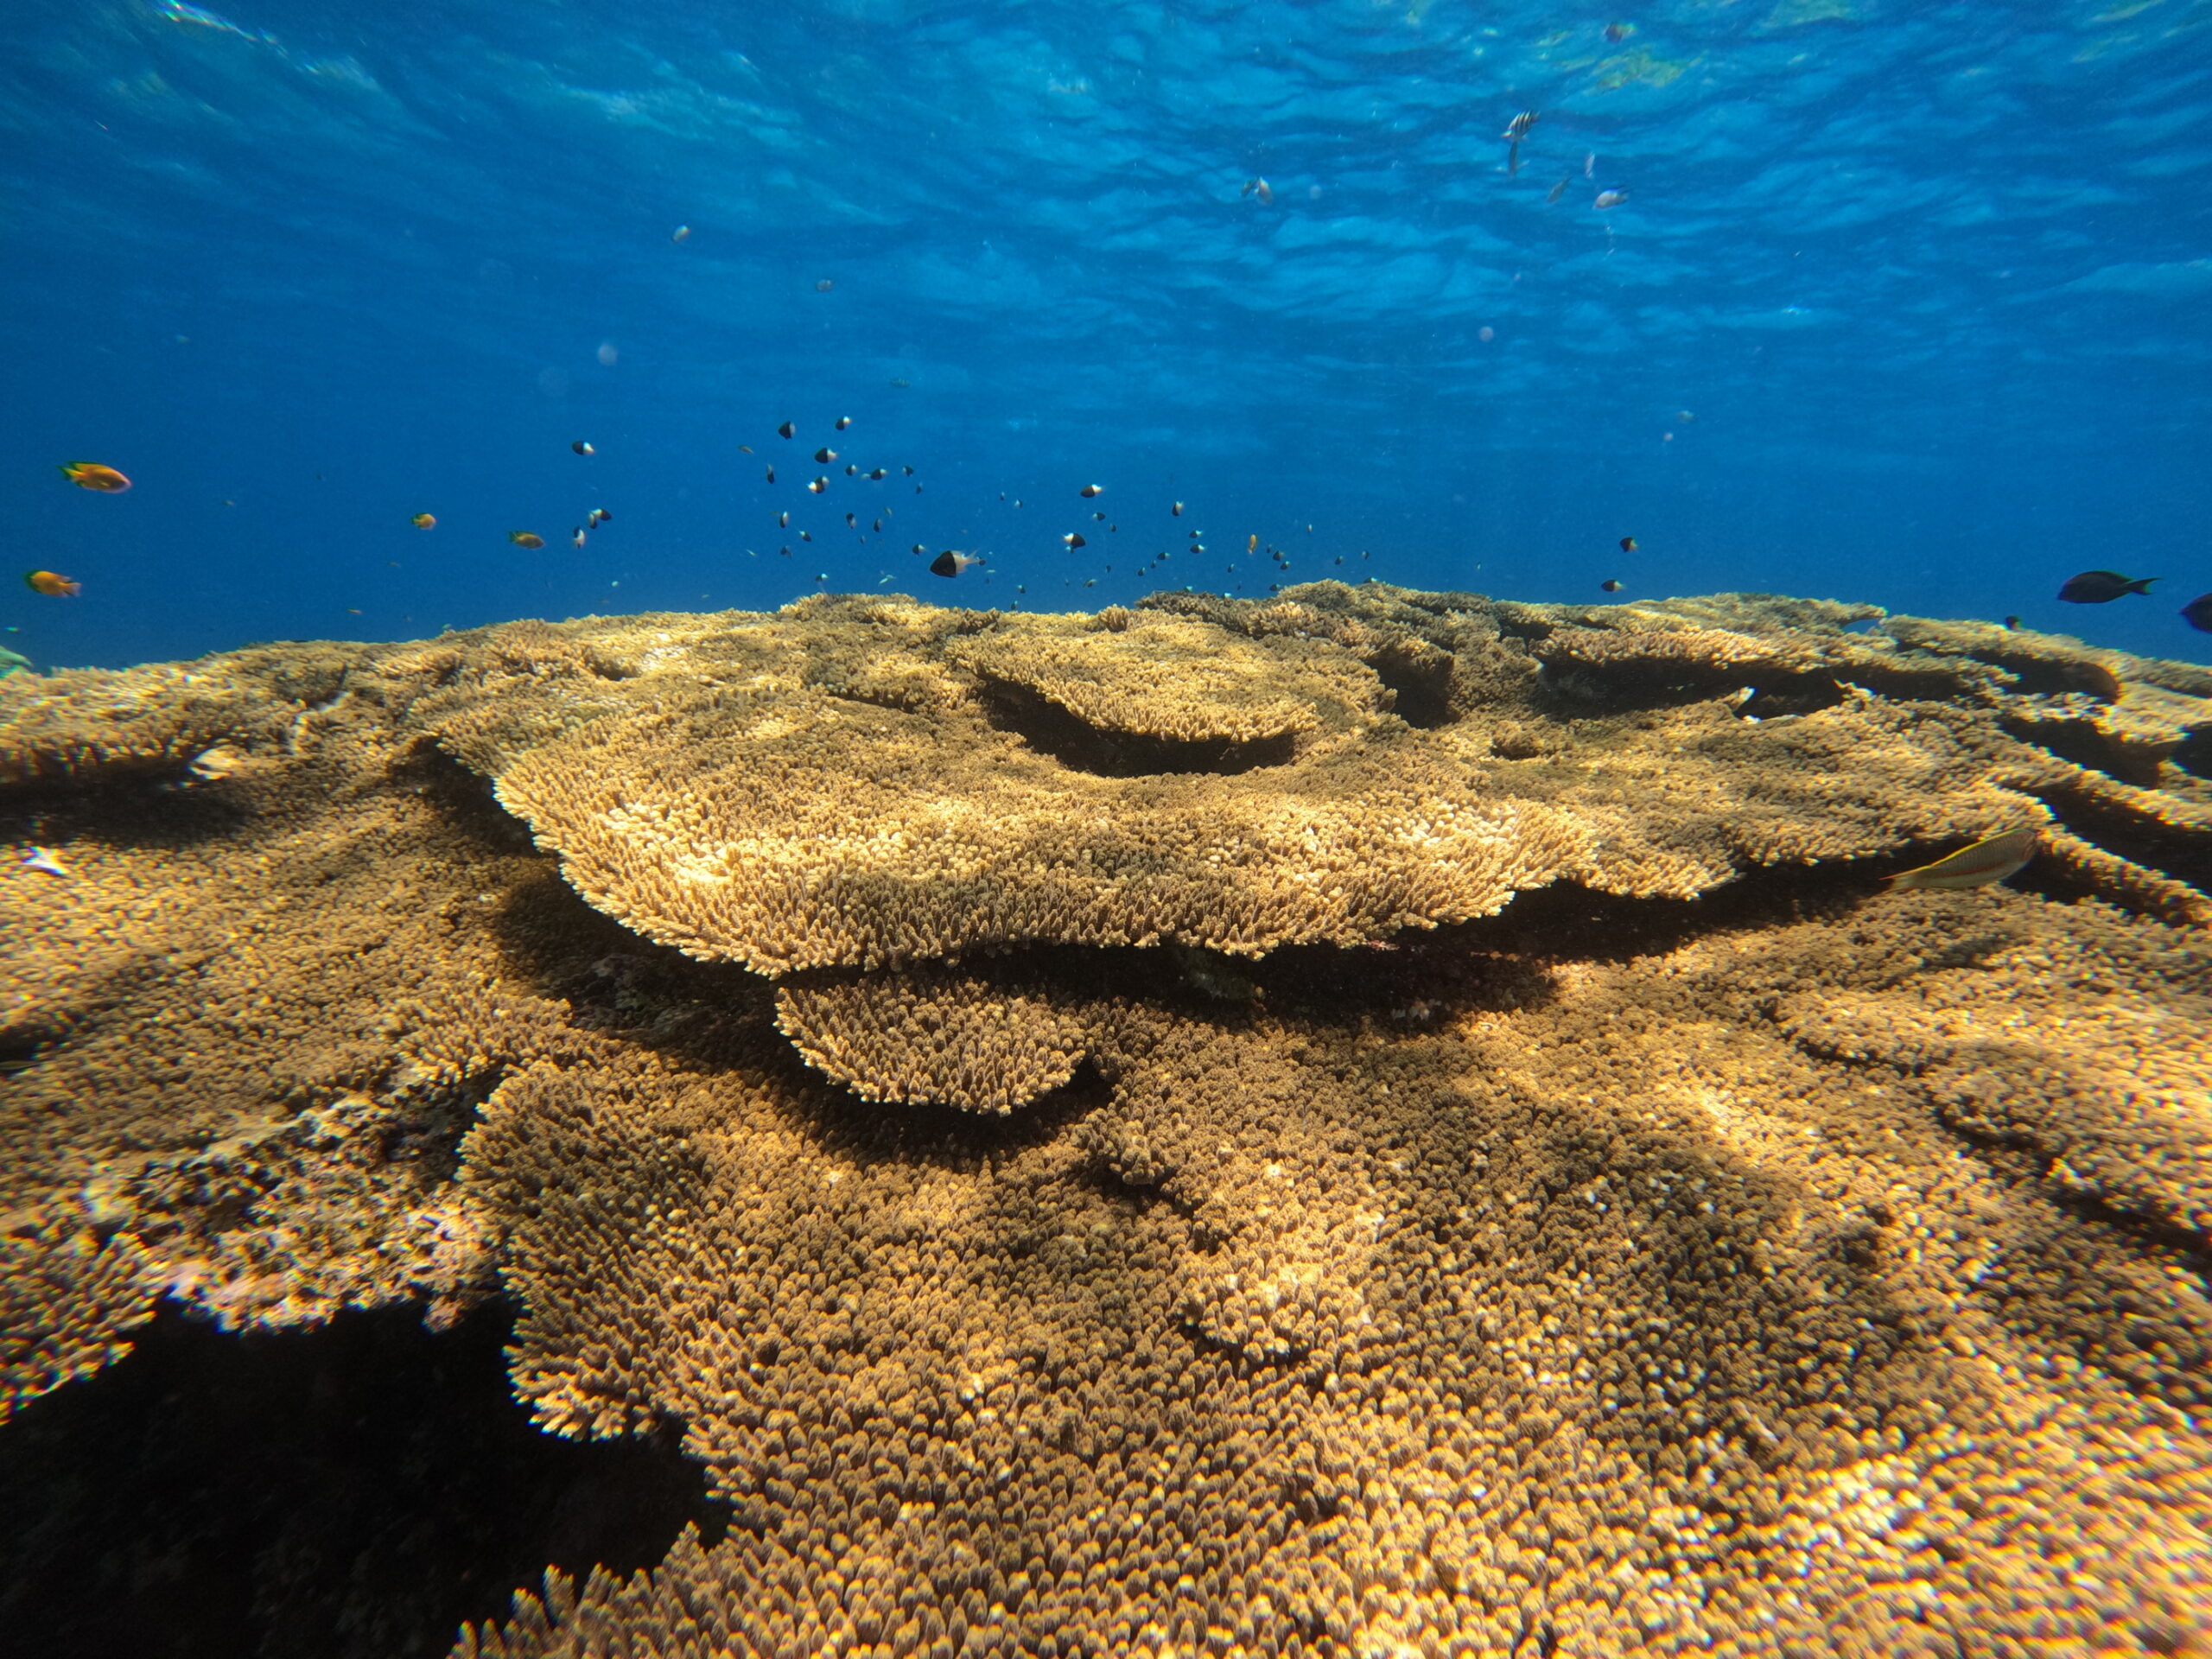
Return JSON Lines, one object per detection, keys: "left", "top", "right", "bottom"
{"left": 0, "top": 586, "right": 2207, "bottom": 1656}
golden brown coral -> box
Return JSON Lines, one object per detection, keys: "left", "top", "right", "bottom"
{"left": 775, "top": 969, "right": 1094, "bottom": 1114}
{"left": 0, "top": 585, "right": 2209, "bottom": 1659}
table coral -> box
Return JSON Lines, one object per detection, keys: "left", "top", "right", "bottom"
{"left": 0, "top": 585, "right": 2207, "bottom": 1657}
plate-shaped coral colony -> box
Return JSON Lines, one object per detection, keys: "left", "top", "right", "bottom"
{"left": 3, "top": 582, "right": 2209, "bottom": 1656}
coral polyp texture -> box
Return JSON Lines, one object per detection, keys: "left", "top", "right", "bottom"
{"left": 3, "top": 583, "right": 2210, "bottom": 1656}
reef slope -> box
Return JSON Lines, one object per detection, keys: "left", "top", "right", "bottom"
{"left": 2, "top": 585, "right": 2209, "bottom": 1657}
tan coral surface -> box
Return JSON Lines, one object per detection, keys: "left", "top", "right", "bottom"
{"left": 2, "top": 585, "right": 2209, "bottom": 1658}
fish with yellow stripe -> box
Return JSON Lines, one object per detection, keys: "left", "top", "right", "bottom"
{"left": 1885, "top": 826, "right": 2038, "bottom": 892}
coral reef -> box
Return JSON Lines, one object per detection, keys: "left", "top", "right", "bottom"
{"left": 2, "top": 583, "right": 2209, "bottom": 1656}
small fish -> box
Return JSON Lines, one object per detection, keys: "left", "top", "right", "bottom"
{"left": 890, "top": 377, "right": 911, "bottom": 388}
{"left": 868, "top": 467, "right": 887, "bottom": 480}
{"left": 1064, "top": 532, "right": 1086, "bottom": 549}
{"left": 671, "top": 225, "right": 691, "bottom": 242}
{"left": 59, "top": 461, "right": 130, "bottom": 493}
{"left": 24, "top": 569, "right": 80, "bottom": 597}
{"left": 1605, "top": 21, "right": 1632, "bottom": 41}
{"left": 1093, "top": 511, "right": 1105, "bottom": 520}
{"left": 845, "top": 512, "right": 858, "bottom": 528}
{"left": 1242, "top": 177, "right": 1274, "bottom": 204}
{"left": 815, "top": 448, "right": 836, "bottom": 463}
{"left": 508, "top": 531, "right": 544, "bottom": 549}
{"left": 800, "top": 531, "right": 813, "bottom": 542}
{"left": 1595, "top": 189, "right": 1629, "bottom": 209}
{"left": 1502, "top": 111, "right": 1538, "bottom": 175}
{"left": 1584, "top": 152, "right": 1597, "bottom": 179}
{"left": 766, "top": 465, "right": 776, "bottom": 483}
{"left": 779, "top": 512, "right": 790, "bottom": 528}
{"left": 588, "top": 507, "right": 611, "bottom": 526}
{"left": 873, "top": 518, "right": 882, "bottom": 531}
{"left": 2057, "top": 569, "right": 2156, "bottom": 603}
{"left": 778, "top": 421, "right": 795, "bottom": 439}
{"left": 2183, "top": 593, "right": 2212, "bottom": 632}
{"left": 1601, "top": 578, "right": 1624, "bottom": 593}
{"left": 1081, "top": 484, "right": 1105, "bottom": 498}
{"left": 740, "top": 444, "right": 753, "bottom": 453}
{"left": 902, "top": 465, "right": 915, "bottom": 475}
{"left": 1248, "top": 534, "right": 1258, "bottom": 553}
{"left": 188, "top": 747, "right": 244, "bottom": 783}
{"left": 836, "top": 416, "right": 851, "bottom": 430}
{"left": 1172, "top": 500, "right": 1184, "bottom": 516}
{"left": 845, "top": 464, "right": 858, "bottom": 476}
{"left": 912, "top": 543, "right": 927, "bottom": 555}
{"left": 1885, "top": 826, "right": 2039, "bottom": 893}
{"left": 931, "top": 550, "right": 984, "bottom": 577}
{"left": 1619, "top": 536, "right": 1637, "bottom": 552}
{"left": 816, "top": 279, "right": 834, "bottom": 292}
{"left": 571, "top": 527, "right": 587, "bottom": 549}
{"left": 571, "top": 440, "right": 594, "bottom": 455}
{"left": 809, "top": 478, "right": 827, "bottom": 493}
{"left": 1546, "top": 178, "right": 1569, "bottom": 204}
{"left": 21, "top": 846, "right": 68, "bottom": 878}
{"left": 2003, "top": 614, "right": 2023, "bottom": 630}
{"left": 410, "top": 512, "right": 436, "bottom": 529}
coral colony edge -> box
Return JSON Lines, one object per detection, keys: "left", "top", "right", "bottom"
{"left": 2, "top": 581, "right": 2210, "bottom": 1657}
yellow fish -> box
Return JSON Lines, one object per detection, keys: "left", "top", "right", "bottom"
{"left": 410, "top": 512, "right": 435, "bottom": 529}
{"left": 1885, "top": 826, "right": 2038, "bottom": 892}
{"left": 59, "top": 461, "right": 130, "bottom": 493}
{"left": 508, "top": 531, "right": 545, "bottom": 549}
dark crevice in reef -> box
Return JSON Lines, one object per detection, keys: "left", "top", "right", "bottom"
{"left": 0, "top": 1300, "right": 728, "bottom": 1659}
{"left": 1363, "top": 641, "right": 1458, "bottom": 728}
{"left": 2029, "top": 780, "right": 2212, "bottom": 894}
{"left": 2001, "top": 715, "right": 2166, "bottom": 790}
{"left": 977, "top": 680, "right": 1299, "bottom": 775}
{"left": 0, "top": 763, "right": 260, "bottom": 853}
{"left": 2173, "top": 726, "right": 2212, "bottom": 782}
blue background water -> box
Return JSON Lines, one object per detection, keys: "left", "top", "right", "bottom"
{"left": 3, "top": 0, "right": 2207, "bottom": 671}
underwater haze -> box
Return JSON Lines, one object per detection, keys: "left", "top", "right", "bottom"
{"left": 3, "top": 0, "right": 2209, "bottom": 671}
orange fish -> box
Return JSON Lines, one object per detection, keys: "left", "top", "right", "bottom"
{"left": 25, "top": 569, "right": 81, "bottom": 597}
{"left": 508, "top": 531, "right": 545, "bottom": 549}
{"left": 1885, "top": 827, "right": 2039, "bottom": 893}
{"left": 59, "top": 461, "right": 130, "bottom": 493}
{"left": 410, "top": 512, "right": 436, "bottom": 529}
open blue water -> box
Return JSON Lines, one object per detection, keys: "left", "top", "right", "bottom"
{"left": 3, "top": 0, "right": 2208, "bottom": 671}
